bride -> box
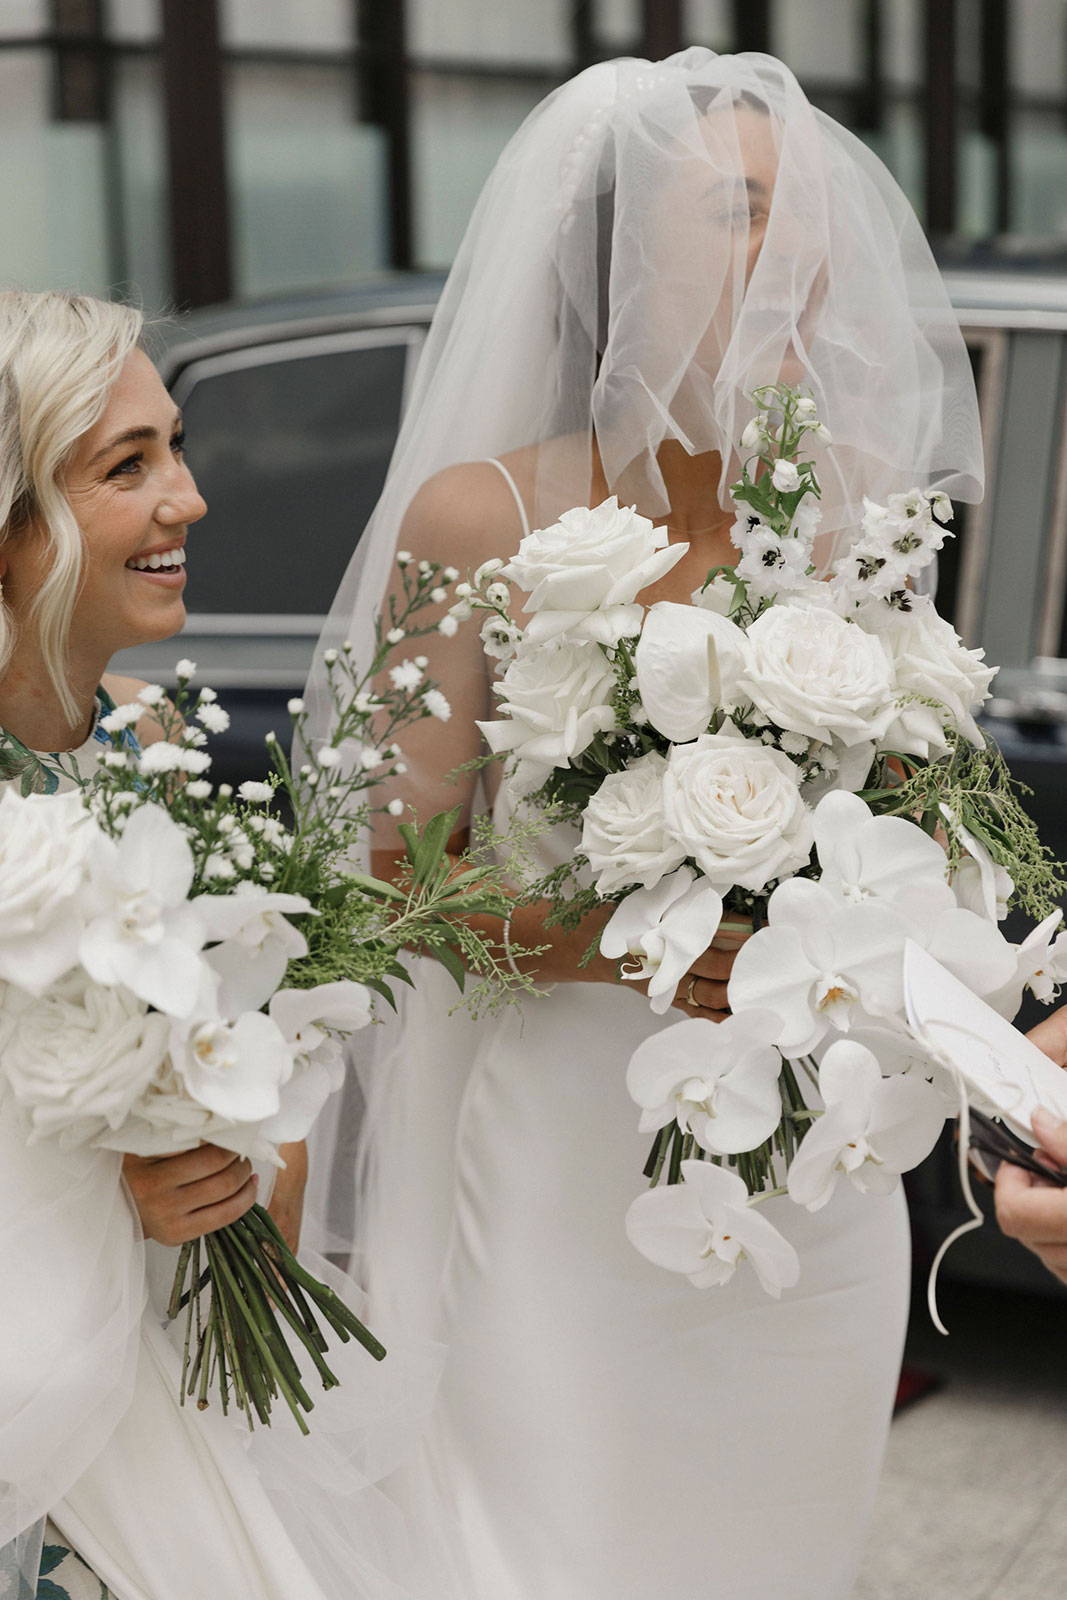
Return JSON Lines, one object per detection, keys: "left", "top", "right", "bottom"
{"left": 305, "top": 48, "right": 983, "bottom": 1599}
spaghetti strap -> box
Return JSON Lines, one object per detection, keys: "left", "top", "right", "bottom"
{"left": 482, "top": 457, "right": 531, "bottom": 539}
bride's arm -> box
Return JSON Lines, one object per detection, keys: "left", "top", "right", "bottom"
{"left": 369, "top": 463, "right": 739, "bottom": 1020}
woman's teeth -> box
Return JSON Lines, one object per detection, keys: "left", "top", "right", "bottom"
{"left": 126, "top": 547, "right": 186, "bottom": 572}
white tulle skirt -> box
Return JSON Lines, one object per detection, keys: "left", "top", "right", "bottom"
{"left": 48, "top": 1242, "right": 448, "bottom": 1600}
{"left": 335, "top": 961, "right": 911, "bottom": 1600}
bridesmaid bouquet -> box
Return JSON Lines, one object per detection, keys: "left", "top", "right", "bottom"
{"left": 469, "top": 384, "right": 1066, "bottom": 1295}
{"left": 0, "top": 557, "right": 522, "bottom": 1425}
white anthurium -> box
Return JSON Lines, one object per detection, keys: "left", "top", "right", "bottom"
{"left": 787, "top": 1040, "right": 946, "bottom": 1211}
{"left": 600, "top": 868, "right": 724, "bottom": 1015}
{"left": 259, "top": 981, "right": 373, "bottom": 1143}
{"left": 0, "top": 788, "right": 98, "bottom": 995}
{"left": 940, "top": 806, "right": 1013, "bottom": 922}
{"left": 169, "top": 1006, "right": 294, "bottom": 1124}
{"left": 634, "top": 601, "right": 749, "bottom": 742}
{"left": 80, "top": 802, "right": 208, "bottom": 1018}
{"left": 812, "top": 791, "right": 949, "bottom": 905}
{"left": 626, "top": 1159, "right": 800, "bottom": 1295}
{"left": 727, "top": 878, "right": 909, "bottom": 1057}
{"left": 983, "top": 910, "right": 1067, "bottom": 1020}
{"left": 196, "top": 884, "right": 314, "bottom": 1017}
{"left": 625, "top": 1011, "right": 783, "bottom": 1155}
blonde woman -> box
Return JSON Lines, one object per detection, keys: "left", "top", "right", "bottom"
{"left": 0, "top": 292, "right": 437, "bottom": 1600}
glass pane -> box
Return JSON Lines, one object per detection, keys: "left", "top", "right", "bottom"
{"left": 227, "top": 62, "right": 387, "bottom": 296}
{"left": 597, "top": 0, "right": 640, "bottom": 50}
{"left": 683, "top": 1, "right": 731, "bottom": 49}
{"left": 1013, "top": 112, "right": 1067, "bottom": 240}
{"left": 175, "top": 338, "right": 416, "bottom": 616}
{"left": 222, "top": 0, "right": 353, "bottom": 51}
{"left": 108, "top": 0, "right": 160, "bottom": 44}
{"left": 413, "top": 72, "right": 552, "bottom": 267}
{"left": 0, "top": 49, "right": 111, "bottom": 291}
{"left": 112, "top": 51, "right": 170, "bottom": 310}
{"left": 779, "top": 0, "right": 860, "bottom": 86}
{"left": 0, "top": 2, "right": 46, "bottom": 37}
{"left": 409, "top": 0, "right": 570, "bottom": 67}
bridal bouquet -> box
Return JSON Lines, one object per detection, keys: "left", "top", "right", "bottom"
{"left": 0, "top": 556, "right": 523, "bottom": 1426}
{"left": 468, "top": 383, "right": 1065, "bottom": 1296}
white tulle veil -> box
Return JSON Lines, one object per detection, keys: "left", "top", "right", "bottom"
{"left": 300, "top": 47, "right": 983, "bottom": 1267}
{"left": 306, "top": 46, "right": 981, "bottom": 724}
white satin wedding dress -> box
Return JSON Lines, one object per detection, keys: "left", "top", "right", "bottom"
{"left": 347, "top": 792, "right": 911, "bottom": 1600}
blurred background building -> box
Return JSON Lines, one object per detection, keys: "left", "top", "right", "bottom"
{"left": 1, "top": 0, "right": 1066, "bottom": 310}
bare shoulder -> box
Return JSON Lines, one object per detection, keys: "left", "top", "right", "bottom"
{"left": 101, "top": 671, "right": 178, "bottom": 747}
{"left": 401, "top": 449, "right": 538, "bottom": 569}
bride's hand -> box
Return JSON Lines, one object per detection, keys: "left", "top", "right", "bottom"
{"left": 672, "top": 920, "right": 751, "bottom": 1023}
{"left": 122, "top": 1144, "right": 258, "bottom": 1247}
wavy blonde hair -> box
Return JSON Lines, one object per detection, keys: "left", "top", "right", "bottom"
{"left": 0, "top": 290, "right": 144, "bottom": 720}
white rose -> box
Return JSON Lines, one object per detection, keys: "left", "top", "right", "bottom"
{"left": 502, "top": 497, "right": 686, "bottom": 646}
{"left": 1, "top": 972, "right": 170, "bottom": 1142}
{"left": 662, "top": 731, "right": 815, "bottom": 893}
{"left": 737, "top": 605, "right": 896, "bottom": 747}
{"left": 861, "top": 597, "right": 996, "bottom": 758}
{"left": 580, "top": 751, "right": 687, "bottom": 894}
{"left": 477, "top": 639, "right": 616, "bottom": 796}
{"left": 0, "top": 789, "right": 98, "bottom": 994}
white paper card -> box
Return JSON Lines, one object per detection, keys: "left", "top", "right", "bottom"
{"left": 903, "top": 939, "right": 1067, "bottom": 1142}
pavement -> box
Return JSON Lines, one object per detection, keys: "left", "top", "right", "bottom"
{"left": 857, "top": 1277, "right": 1067, "bottom": 1599}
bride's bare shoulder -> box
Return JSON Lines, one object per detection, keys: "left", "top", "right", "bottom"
{"left": 400, "top": 447, "right": 540, "bottom": 565}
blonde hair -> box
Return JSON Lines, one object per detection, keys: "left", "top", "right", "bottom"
{"left": 0, "top": 290, "right": 144, "bottom": 719}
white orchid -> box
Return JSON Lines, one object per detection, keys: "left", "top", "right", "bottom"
{"left": 942, "top": 807, "right": 1013, "bottom": 922}
{"left": 600, "top": 868, "right": 724, "bottom": 1015}
{"left": 169, "top": 1007, "right": 294, "bottom": 1124}
{"left": 196, "top": 883, "right": 314, "bottom": 1016}
{"left": 79, "top": 802, "right": 208, "bottom": 1018}
{"left": 626, "top": 1160, "right": 800, "bottom": 1295}
{"left": 983, "top": 910, "right": 1067, "bottom": 1020}
{"left": 626, "top": 1011, "right": 783, "bottom": 1155}
{"left": 259, "top": 981, "right": 373, "bottom": 1144}
{"left": 727, "top": 878, "right": 908, "bottom": 1056}
{"left": 812, "top": 791, "right": 948, "bottom": 906}
{"left": 787, "top": 1040, "right": 945, "bottom": 1210}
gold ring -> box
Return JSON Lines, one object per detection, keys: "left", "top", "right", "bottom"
{"left": 685, "top": 975, "right": 699, "bottom": 1007}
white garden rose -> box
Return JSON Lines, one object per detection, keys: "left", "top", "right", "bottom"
{"left": 736, "top": 604, "right": 896, "bottom": 747}
{"left": 0, "top": 971, "right": 169, "bottom": 1142}
{"left": 661, "top": 731, "right": 814, "bottom": 892}
{"left": 502, "top": 497, "right": 686, "bottom": 646}
{"left": 859, "top": 597, "right": 996, "bottom": 758}
{"left": 477, "top": 639, "right": 616, "bottom": 796}
{"left": 0, "top": 788, "right": 99, "bottom": 994}
{"left": 580, "top": 751, "right": 686, "bottom": 894}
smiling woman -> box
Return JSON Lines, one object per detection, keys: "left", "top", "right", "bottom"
{"left": 0, "top": 294, "right": 347, "bottom": 1600}
{"left": 0, "top": 299, "right": 204, "bottom": 754}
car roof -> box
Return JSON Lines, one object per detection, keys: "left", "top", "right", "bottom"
{"left": 150, "top": 272, "right": 448, "bottom": 382}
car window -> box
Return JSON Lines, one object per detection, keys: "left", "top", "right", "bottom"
{"left": 171, "top": 326, "right": 425, "bottom": 617}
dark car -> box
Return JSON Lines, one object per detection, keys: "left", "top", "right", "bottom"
{"left": 114, "top": 269, "right": 1067, "bottom": 1295}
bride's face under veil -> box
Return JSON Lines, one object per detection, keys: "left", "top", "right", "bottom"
{"left": 303, "top": 49, "right": 982, "bottom": 852}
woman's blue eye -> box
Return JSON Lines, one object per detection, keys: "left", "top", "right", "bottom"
{"left": 107, "top": 453, "right": 143, "bottom": 479}
{"left": 171, "top": 430, "right": 186, "bottom": 455}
